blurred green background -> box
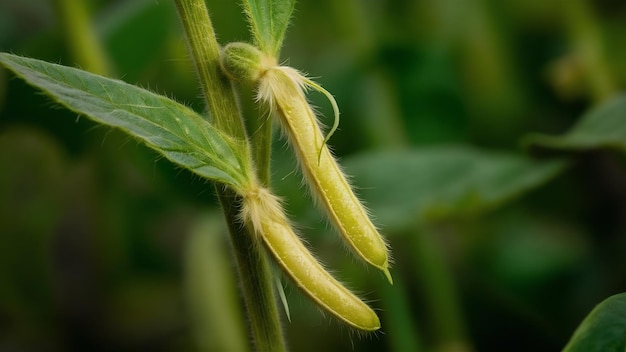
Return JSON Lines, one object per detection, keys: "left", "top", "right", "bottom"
{"left": 1, "top": 0, "right": 626, "bottom": 351}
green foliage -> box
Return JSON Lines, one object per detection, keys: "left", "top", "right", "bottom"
{"left": 1, "top": 0, "right": 626, "bottom": 351}
{"left": 0, "top": 53, "right": 251, "bottom": 190}
{"left": 525, "top": 94, "right": 626, "bottom": 154}
{"left": 242, "top": 0, "right": 296, "bottom": 56}
{"left": 345, "top": 147, "right": 568, "bottom": 230}
{"left": 563, "top": 293, "right": 626, "bottom": 352}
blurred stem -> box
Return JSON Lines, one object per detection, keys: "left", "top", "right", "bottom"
{"left": 174, "top": 1, "right": 286, "bottom": 351}
{"left": 185, "top": 214, "right": 250, "bottom": 352}
{"left": 358, "top": 71, "right": 409, "bottom": 148}
{"left": 460, "top": 0, "right": 525, "bottom": 110}
{"left": 55, "top": 0, "right": 112, "bottom": 76}
{"left": 380, "top": 274, "right": 423, "bottom": 352}
{"left": 412, "top": 225, "right": 471, "bottom": 352}
{"left": 564, "top": 0, "right": 616, "bottom": 102}
{"left": 328, "top": 0, "right": 408, "bottom": 148}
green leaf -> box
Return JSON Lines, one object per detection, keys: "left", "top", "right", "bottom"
{"left": 563, "top": 293, "right": 626, "bottom": 352}
{"left": 344, "top": 146, "right": 568, "bottom": 230}
{"left": 524, "top": 94, "right": 626, "bottom": 154}
{"left": 0, "top": 53, "right": 250, "bottom": 189}
{"left": 242, "top": 0, "right": 296, "bottom": 57}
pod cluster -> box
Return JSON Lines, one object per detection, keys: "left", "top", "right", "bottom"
{"left": 222, "top": 42, "right": 392, "bottom": 331}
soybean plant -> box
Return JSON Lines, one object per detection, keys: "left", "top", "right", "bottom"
{"left": 0, "top": 0, "right": 392, "bottom": 349}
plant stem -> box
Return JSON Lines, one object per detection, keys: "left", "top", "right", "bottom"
{"left": 218, "top": 188, "right": 286, "bottom": 352}
{"left": 250, "top": 113, "right": 273, "bottom": 186}
{"left": 173, "top": 1, "right": 286, "bottom": 350}
{"left": 173, "top": 0, "right": 246, "bottom": 140}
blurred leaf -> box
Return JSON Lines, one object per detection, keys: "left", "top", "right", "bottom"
{"left": 525, "top": 94, "right": 626, "bottom": 154}
{"left": 242, "top": 0, "right": 296, "bottom": 56}
{"left": 563, "top": 293, "right": 626, "bottom": 352}
{"left": 0, "top": 53, "right": 251, "bottom": 190}
{"left": 474, "top": 210, "right": 588, "bottom": 290}
{"left": 344, "top": 146, "right": 568, "bottom": 230}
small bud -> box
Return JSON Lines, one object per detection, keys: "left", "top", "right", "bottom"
{"left": 220, "top": 42, "right": 275, "bottom": 83}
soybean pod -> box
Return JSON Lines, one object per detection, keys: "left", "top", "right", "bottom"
{"left": 260, "top": 67, "right": 392, "bottom": 283}
{"left": 242, "top": 187, "right": 381, "bottom": 331}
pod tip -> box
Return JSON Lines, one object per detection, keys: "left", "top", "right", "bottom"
{"left": 382, "top": 267, "right": 393, "bottom": 285}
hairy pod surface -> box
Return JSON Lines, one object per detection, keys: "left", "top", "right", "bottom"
{"left": 242, "top": 187, "right": 381, "bottom": 331}
{"left": 258, "top": 67, "right": 392, "bottom": 283}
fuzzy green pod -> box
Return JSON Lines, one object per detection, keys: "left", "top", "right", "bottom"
{"left": 242, "top": 187, "right": 381, "bottom": 331}
{"left": 257, "top": 67, "right": 392, "bottom": 283}
{"left": 220, "top": 42, "right": 275, "bottom": 83}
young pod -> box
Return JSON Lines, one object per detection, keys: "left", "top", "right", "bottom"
{"left": 258, "top": 67, "right": 393, "bottom": 283}
{"left": 242, "top": 186, "right": 381, "bottom": 331}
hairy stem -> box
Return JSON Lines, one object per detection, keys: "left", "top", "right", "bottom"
{"left": 173, "top": 0, "right": 246, "bottom": 140}
{"left": 174, "top": 0, "right": 286, "bottom": 350}
{"left": 251, "top": 109, "right": 273, "bottom": 186}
